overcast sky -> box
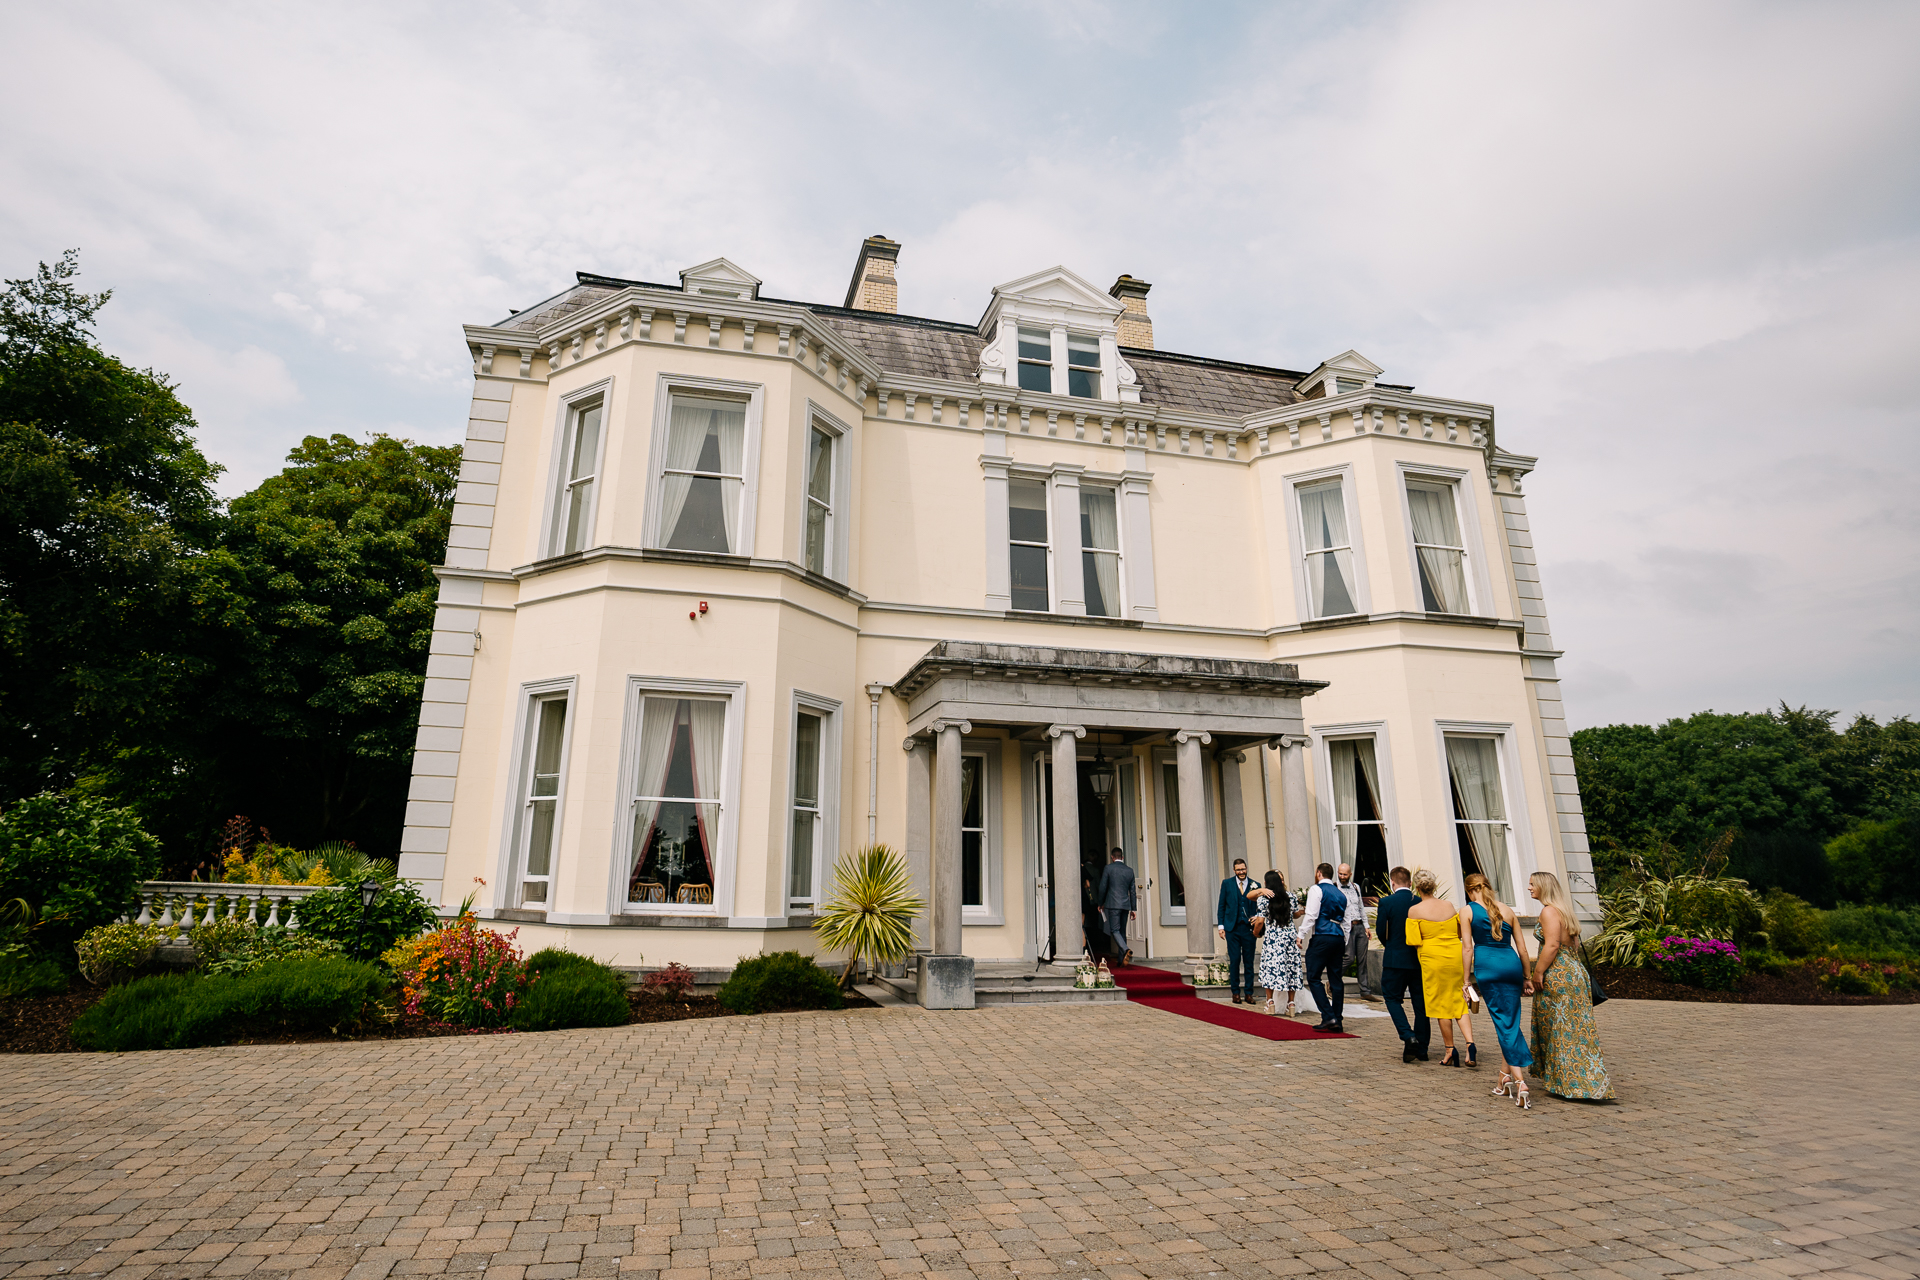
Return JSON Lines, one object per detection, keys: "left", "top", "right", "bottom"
{"left": 5, "top": 1, "right": 1916, "bottom": 732}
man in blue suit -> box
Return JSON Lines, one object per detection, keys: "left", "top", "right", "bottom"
{"left": 1215, "top": 857, "right": 1259, "bottom": 1003}
{"left": 1374, "top": 865, "right": 1430, "bottom": 1062}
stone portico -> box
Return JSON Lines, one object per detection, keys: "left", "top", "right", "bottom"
{"left": 892, "top": 641, "right": 1326, "bottom": 1006}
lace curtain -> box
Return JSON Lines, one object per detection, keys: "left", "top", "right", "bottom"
{"left": 1299, "top": 483, "right": 1357, "bottom": 617}
{"left": 1446, "top": 736, "right": 1511, "bottom": 902}
{"left": 1407, "top": 484, "right": 1469, "bottom": 613}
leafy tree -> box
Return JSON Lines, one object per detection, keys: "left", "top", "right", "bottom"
{"left": 0, "top": 252, "right": 221, "bottom": 801}
{"left": 192, "top": 434, "right": 460, "bottom": 857}
{"left": 1826, "top": 817, "right": 1920, "bottom": 907}
{"left": 0, "top": 792, "right": 162, "bottom": 954}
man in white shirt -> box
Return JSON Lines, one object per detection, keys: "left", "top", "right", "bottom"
{"left": 1336, "top": 861, "right": 1378, "bottom": 1002}
{"left": 1295, "top": 862, "right": 1350, "bottom": 1033}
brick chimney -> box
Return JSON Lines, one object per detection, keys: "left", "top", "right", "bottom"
{"left": 1109, "top": 275, "right": 1153, "bottom": 349}
{"left": 844, "top": 234, "right": 900, "bottom": 312}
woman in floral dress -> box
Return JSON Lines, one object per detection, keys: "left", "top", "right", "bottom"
{"left": 1527, "top": 871, "right": 1614, "bottom": 1100}
{"left": 1250, "top": 870, "right": 1305, "bottom": 1016}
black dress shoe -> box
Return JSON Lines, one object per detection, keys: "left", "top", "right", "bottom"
{"left": 1312, "top": 1021, "right": 1336, "bottom": 1032}
{"left": 1403, "top": 1041, "right": 1417, "bottom": 1063}
{"left": 1417, "top": 1049, "right": 1431, "bottom": 1061}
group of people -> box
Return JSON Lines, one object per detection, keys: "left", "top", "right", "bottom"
{"left": 1213, "top": 855, "right": 1613, "bottom": 1105}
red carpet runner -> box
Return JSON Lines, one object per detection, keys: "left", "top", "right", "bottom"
{"left": 1108, "top": 964, "right": 1353, "bottom": 1041}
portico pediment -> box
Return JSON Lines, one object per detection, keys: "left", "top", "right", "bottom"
{"left": 978, "top": 266, "right": 1125, "bottom": 336}
{"left": 893, "top": 640, "right": 1326, "bottom": 748}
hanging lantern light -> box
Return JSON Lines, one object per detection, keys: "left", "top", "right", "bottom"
{"left": 1087, "top": 737, "right": 1116, "bottom": 803}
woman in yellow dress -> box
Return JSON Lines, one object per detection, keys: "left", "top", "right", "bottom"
{"left": 1406, "top": 868, "right": 1478, "bottom": 1068}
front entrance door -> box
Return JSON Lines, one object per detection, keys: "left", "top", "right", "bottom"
{"left": 1037, "top": 753, "right": 1145, "bottom": 963}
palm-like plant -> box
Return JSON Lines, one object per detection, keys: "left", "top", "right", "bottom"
{"left": 812, "top": 845, "right": 924, "bottom": 989}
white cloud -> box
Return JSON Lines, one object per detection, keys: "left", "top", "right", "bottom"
{"left": 2, "top": 0, "right": 1915, "bottom": 728}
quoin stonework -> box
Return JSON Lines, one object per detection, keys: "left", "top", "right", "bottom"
{"left": 402, "top": 237, "right": 1598, "bottom": 1004}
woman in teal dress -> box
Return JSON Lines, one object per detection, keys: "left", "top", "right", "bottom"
{"left": 1465, "top": 873, "right": 1532, "bottom": 1109}
{"left": 1527, "top": 871, "right": 1614, "bottom": 1101}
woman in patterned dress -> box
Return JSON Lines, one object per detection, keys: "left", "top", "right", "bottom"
{"left": 1249, "top": 870, "right": 1305, "bottom": 1016}
{"left": 1527, "top": 871, "right": 1614, "bottom": 1101}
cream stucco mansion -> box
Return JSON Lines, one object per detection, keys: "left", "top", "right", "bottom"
{"left": 400, "top": 236, "right": 1599, "bottom": 1003}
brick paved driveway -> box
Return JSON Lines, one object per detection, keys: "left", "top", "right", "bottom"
{"left": 3, "top": 999, "right": 1917, "bottom": 1280}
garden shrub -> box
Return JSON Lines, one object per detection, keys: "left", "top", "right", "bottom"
{"left": 1822, "top": 905, "right": 1920, "bottom": 957}
{"left": 641, "top": 962, "right": 697, "bottom": 999}
{"left": 716, "top": 951, "right": 842, "bottom": 1014}
{"left": 1741, "top": 948, "right": 1791, "bottom": 976}
{"left": 511, "top": 956, "right": 629, "bottom": 1032}
{"left": 75, "top": 922, "right": 166, "bottom": 985}
{"left": 1591, "top": 871, "right": 1765, "bottom": 967}
{"left": 1817, "top": 962, "right": 1891, "bottom": 997}
{"left": 396, "top": 918, "right": 528, "bottom": 1027}
{"left": 0, "top": 953, "right": 68, "bottom": 998}
{"left": 1647, "top": 936, "right": 1744, "bottom": 990}
{"left": 298, "top": 879, "right": 439, "bottom": 957}
{"left": 187, "top": 917, "right": 258, "bottom": 968}
{"left": 70, "top": 957, "right": 389, "bottom": 1051}
{"left": 0, "top": 793, "right": 161, "bottom": 953}
{"left": 1760, "top": 889, "right": 1827, "bottom": 957}
{"left": 203, "top": 928, "right": 342, "bottom": 977}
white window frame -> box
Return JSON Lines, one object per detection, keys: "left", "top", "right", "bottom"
{"left": 1150, "top": 747, "right": 1218, "bottom": 928}
{"left": 784, "top": 689, "right": 843, "bottom": 912}
{"left": 1432, "top": 720, "right": 1538, "bottom": 909}
{"left": 1395, "top": 462, "right": 1496, "bottom": 618}
{"left": 800, "top": 400, "right": 852, "bottom": 582}
{"left": 492, "top": 676, "right": 577, "bottom": 918}
{"left": 1065, "top": 331, "right": 1102, "bottom": 399}
{"left": 538, "top": 378, "right": 614, "bottom": 560}
{"left": 1284, "top": 463, "right": 1373, "bottom": 622}
{"left": 1015, "top": 325, "right": 1054, "bottom": 394}
{"left": 1077, "top": 483, "right": 1125, "bottom": 619}
{"left": 1007, "top": 470, "right": 1054, "bottom": 613}
{"left": 643, "top": 373, "right": 765, "bottom": 557}
{"left": 1307, "top": 721, "right": 1404, "bottom": 872}
{"left": 608, "top": 675, "right": 746, "bottom": 918}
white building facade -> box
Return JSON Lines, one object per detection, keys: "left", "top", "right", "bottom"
{"left": 401, "top": 236, "right": 1599, "bottom": 998}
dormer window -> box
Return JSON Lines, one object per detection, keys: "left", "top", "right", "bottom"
{"left": 1336, "top": 377, "right": 1366, "bottom": 394}
{"left": 1067, "top": 334, "right": 1101, "bottom": 398}
{"left": 1017, "top": 327, "right": 1052, "bottom": 393}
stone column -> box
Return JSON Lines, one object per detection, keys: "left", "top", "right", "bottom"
{"left": 1047, "top": 724, "right": 1086, "bottom": 961}
{"left": 1218, "top": 750, "right": 1251, "bottom": 873}
{"left": 1278, "top": 735, "right": 1315, "bottom": 890}
{"left": 921, "top": 718, "right": 975, "bottom": 1009}
{"left": 1175, "top": 730, "right": 1214, "bottom": 973}
{"left": 902, "top": 737, "right": 933, "bottom": 953}
{"left": 931, "top": 719, "right": 971, "bottom": 955}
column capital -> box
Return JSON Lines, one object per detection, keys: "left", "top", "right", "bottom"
{"left": 902, "top": 736, "right": 929, "bottom": 753}
{"left": 1173, "top": 729, "right": 1213, "bottom": 746}
{"left": 1216, "top": 749, "right": 1246, "bottom": 764}
{"left": 1270, "top": 733, "right": 1311, "bottom": 749}
{"left": 930, "top": 718, "right": 973, "bottom": 736}
{"left": 1046, "top": 724, "right": 1086, "bottom": 740}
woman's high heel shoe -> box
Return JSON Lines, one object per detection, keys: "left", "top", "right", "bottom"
{"left": 1515, "top": 1081, "right": 1531, "bottom": 1110}
{"left": 1466, "top": 1042, "right": 1479, "bottom": 1069}
{"left": 1286, "top": 1001, "right": 1298, "bottom": 1017}
{"left": 1492, "top": 1071, "right": 1513, "bottom": 1098}
{"left": 1264, "top": 997, "right": 1275, "bottom": 1015}
{"left": 1441, "top": 1047, "right": 1461, "bottom": 1068}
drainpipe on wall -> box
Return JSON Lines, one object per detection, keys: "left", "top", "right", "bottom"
{"left": 866, "top": 683, "right": 885, "bottom": 846}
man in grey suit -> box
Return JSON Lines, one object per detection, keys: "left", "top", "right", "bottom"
{"left": 1096, "top": 848, "right": 1137, "bottom": 965}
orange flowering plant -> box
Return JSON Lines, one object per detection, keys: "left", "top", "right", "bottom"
{"left": 390, "top": 914, "right": 532, "bottom": 1028}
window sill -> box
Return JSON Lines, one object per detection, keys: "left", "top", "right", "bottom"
{"left": 1004, "top": 610, "right": 1144, "bottom": 629}
{"left": 639, "top": 546, "right": 752, "bottom": 570}
{"left": 610, "top": 912, "right": 727, "bottom": 929}
{"left": 496, "top": 908, "right": 547, "bottom": 923}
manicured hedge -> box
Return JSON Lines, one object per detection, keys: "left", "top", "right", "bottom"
{"left": 70, "top": 957, "right": 388, "bottom": 1051}
{"left": 716, "top": 951, "right": 841, "bottom": 1014}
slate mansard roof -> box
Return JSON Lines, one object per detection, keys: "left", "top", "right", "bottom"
{"left": 496, "top": 272, "right": 1367, "bottom": 419}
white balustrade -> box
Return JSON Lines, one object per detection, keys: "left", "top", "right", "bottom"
{"left": 121, "top": 881, "right": 327, "bottom": 945}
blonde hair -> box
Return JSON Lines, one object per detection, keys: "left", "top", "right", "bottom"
{"left": 1529, "top": 871, "right": 1581, "bottom": 946}
{"left": 1411, "top": 867, "right": 1440, "bottom": 897}
{"left": 1463, "top": 873, "right": 1506, "bottom": 941}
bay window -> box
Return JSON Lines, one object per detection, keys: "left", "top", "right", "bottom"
{"left": 1446, "top": 735, "right": 1513, "bottom": 903}
{"left": 1066, "top": 333, "right": 1101, "bottom": 398}
{"left": 803, "top": 424, "right": 833, "bottom": 576}
{"left": 660, "top": 394, "right": 747, "bottom": 553}
{"left": 1299, "top": 480, "right": 1358, "bottom": 618}
{"left": 1406, "top": 479, "right": 1471, "bottom": 613}
{"left": 1328, "top": 736, "right": 1390, "bottom": 890}
{"left": 514, "top": 694, "right": 570, "bottom": 907}
{"left": 549, "top": 398, "right": 603, "bottom": 556}
{"left": 788, "top": 709, "right": 824, "bottom": 905}
{"left": 627, "top": 695, "right": 727, "bottom": 907}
